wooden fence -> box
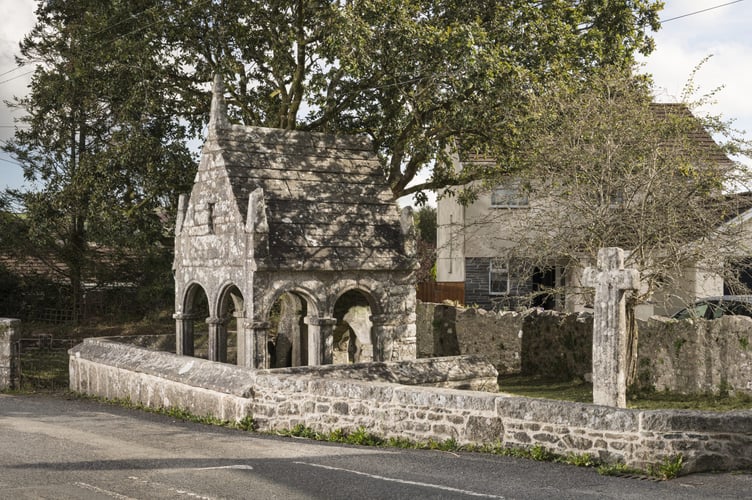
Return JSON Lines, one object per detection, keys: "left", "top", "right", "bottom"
{"left": 416, "top": 282, "right": 465, "bottom": 305}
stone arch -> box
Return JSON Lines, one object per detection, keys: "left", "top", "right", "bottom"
{"left": 212, "top": 283, "right": 245, "bottom": 364}
{"left": 262, "top": 285, "right": 324, "bottom": 369}
{"left": 331, "top": 287, "right": 381, "bottom": 364}
{"left": 175, "top": 282, "right": 210, "bottom": 358}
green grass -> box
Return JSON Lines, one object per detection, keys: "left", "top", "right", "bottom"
{"left": 19, "top": 349, "right": 69, "bottom": 392}
{"left": 499, "top": 374, "right": 752, "bottom": 411}
{"left": 499, "top": 375, "right": 593, "bottom": 403}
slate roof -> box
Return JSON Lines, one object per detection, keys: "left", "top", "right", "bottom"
{"left": 203, "top": 77, "right": 414, "bottom": 272}
{"left": 459, "top": 103, "right": 735, "bottom": 168}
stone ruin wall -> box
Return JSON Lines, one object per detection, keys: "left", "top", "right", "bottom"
{"left": 417, "top": 302, "right": 752, "bottom": 395}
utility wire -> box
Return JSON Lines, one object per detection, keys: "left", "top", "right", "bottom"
{"left": 661, "top": 0, "right": 747, "bottom": 23}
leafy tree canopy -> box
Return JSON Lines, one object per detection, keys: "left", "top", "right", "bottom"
{"left": 3, "top": 0, "right": 196, "bottom": 318}
{"left": 164, "top": 0, "right": 662, "bottom": 202}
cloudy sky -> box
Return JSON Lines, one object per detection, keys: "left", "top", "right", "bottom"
{"left": 1, "top": 1, "right": 751, "bottom": 195}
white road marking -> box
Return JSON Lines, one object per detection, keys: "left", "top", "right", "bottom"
{"left": 293, "top": 461, "right": 506, "bottom": 499}
{"left": 128, "top": 476, "right": 218, "bottom": 499}
{"left": 73, "top": 482, "right": 138, "bottom": 500}
{"left": 195, "top": 464, "right": 254, "bottom": 471}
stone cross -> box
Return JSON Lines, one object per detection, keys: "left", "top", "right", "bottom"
{"left": 582, "top": 247, "right": 640, "bottom": 408}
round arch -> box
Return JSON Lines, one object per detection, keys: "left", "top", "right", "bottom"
{"left": 176, "top": 282, "right": 211, "bottom": 359}
{"left": 215, "top": 283, "right": 245, "bottom": 365}
{"left": 330, "top": 287, "right": 381, "bottom": 364}
{"left": 260, "top": 285, "right": 322, "bottom": 369}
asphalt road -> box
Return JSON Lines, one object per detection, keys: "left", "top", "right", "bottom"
{"left": 1, "top": 393, "right": 751, "bottom": 499}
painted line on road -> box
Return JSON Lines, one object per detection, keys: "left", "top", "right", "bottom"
{"left": 73, "top": 482, "right": 138, "bottom": 500}
{"left": 195, "top": 464, "right": 254, "bottom": 471}
{"left": 293, "top": 461, "right": 506, "bottom": 499}
{"left": 128, "top": 476, "right": 218, "bottom": 499}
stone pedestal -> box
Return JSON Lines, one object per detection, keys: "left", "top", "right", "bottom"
{"left": 0, "top": 318, "right": 21, "bottom": 391}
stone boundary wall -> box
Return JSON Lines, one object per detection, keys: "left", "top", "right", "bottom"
{"left": 70, "top": 338, "right": 752, "bottom": 474}
{"left": 0, "top": 318, "right": 20, "bottom": 391}
{"left": 417, "top": 303, "right": 524, "bottom": 374}
{"left": 418, "top": 303, "right": 752, "bottom": 394}
{"left": 637, "top": 316, "right": 752, "bottom": 395}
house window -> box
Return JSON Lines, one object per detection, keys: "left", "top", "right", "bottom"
{"left": 489, "top": 259, "right": 510, "bottom": 295}
{"left": 491, "top": 183, "right": 529, "bottom": 208}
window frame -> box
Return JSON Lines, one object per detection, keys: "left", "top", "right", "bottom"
{"left": 490, "top": 182, "right": 529, "bottom": 209}
{"left": 489, "top": 259, "right": 510, "bottom": 296}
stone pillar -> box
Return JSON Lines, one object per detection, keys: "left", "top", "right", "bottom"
{"left": 582, "top": 247, "right": 640, "bottom": 408}
{"left": 370, "top": 314, "right": 393, "bottom": 362}
{"left": 304, "top": 316, "right": 336, "bottom": 365}
{"left": 173, "top": 313, "right": 196, "bottom": 356}
{"left": 206, "top": 317, "right": 227, "bottom": 363}
{"left": 0, "top": 318, "right": 21, "bottom": 391}
{"left": 238, "top": 320, "right": 253, "bottom": 368}
{"left": 240, "top": 320, "right": 269, "bottom": 369}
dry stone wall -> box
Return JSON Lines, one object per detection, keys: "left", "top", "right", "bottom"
{"left": 637, "top": 316, "right": 752, "bottom": 395}
{"left": 69, "top": 337, "right": 752, "bottom": 474}
{"left": 416, "top": 303, "right": 522, "bottom": 374}
{"left": 418, "top": 302, "right": 752, "bottom": 395}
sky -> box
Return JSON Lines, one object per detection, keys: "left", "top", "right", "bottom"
{"left": 1, "top": 1, "right": 751, "bottom": 201}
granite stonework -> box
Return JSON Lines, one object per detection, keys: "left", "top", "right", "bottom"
{"left": 419, "top": 302, "right": 752, "bottom": 396}
{"left": 636, "top": 315, "right": 752, "bottom": 395}
{"left": 0, "top": 318, "right": 20, "bottom": 391}
{"left": 70, "top": 337, "right": 752, "bottom": 474}
{"left": 173, "top": 76, "right": 418, "bottom": 369}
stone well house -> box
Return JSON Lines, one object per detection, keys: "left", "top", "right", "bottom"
{"left": 173, "top": 76, "right": 418, "bottom": 369}
{"left": 436, "top": 105, "right": 751, "bottom": 318}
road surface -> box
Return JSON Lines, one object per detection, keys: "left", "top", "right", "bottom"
{"left": 1, "top": 394, "right": 750, "bottom": 499}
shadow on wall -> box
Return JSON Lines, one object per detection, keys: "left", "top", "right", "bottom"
{"left": 416, "top": 302, "right": 752, "bottom": 396}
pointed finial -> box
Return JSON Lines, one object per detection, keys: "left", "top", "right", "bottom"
{"left": 209, "top": 73, "right": 229, "bottom": 135}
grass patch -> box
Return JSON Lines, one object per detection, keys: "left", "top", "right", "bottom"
{"left": 499, "top": 375, "right": 752, "bottom": 411}
{"left": 19, "top": 349, "right": 69, "bottom": 392}
{"left": 499, "top": 375, "right": 593, "bottom": 403}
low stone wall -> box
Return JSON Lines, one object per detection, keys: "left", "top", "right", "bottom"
{"left": 0, "top": 318, "right": 20, "bottom": 391}
{"left": 70, "top": 337, "right": 752, "bottom": 474}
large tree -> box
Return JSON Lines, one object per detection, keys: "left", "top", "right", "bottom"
{"left": 3, "top": 0, "right": 195, "bottom": 319}
{"left": 165, "top": 0, "right": 662, "bottom": 202}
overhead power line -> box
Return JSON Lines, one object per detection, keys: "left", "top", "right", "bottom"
{"left": 661, "top": 0, "right": 747, "bottom": 23}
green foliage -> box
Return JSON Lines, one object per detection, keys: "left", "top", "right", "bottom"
{"left": 18, "top": 348, "right": 69, "bottom": 392}
{"left": 163, "top": 0, "right": 662, "bottom": 200}
{"left": 345, "top": 426, "right": 384, "bottom": 447}
{"left": 597, "top": 462, "right": 643, "bottom": 477}
{"left": 673, "top": 338, "right": 686, "bottom": 357}
{"left": 3, "top": 1, "right": 195, "bottom": 320}
{"left": 739, "top": 336, "right": 750, "bottom": 350}
{"left": 529, "top": 444, "right": 555, "bottom": 462}
{"left": 386, "top": 436, "right": 420, "bottom": 449}
{"left": 648, "top": 455, "right": 684, "bottom": 480}
{"left": 562, "top": 453, "right": 596, "bottom": 467}
{"left": 236, "top": 415, "right": 257, "bottom": 432}
{"left": 426, "top": 437, "right": 460, "bottom": 452}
